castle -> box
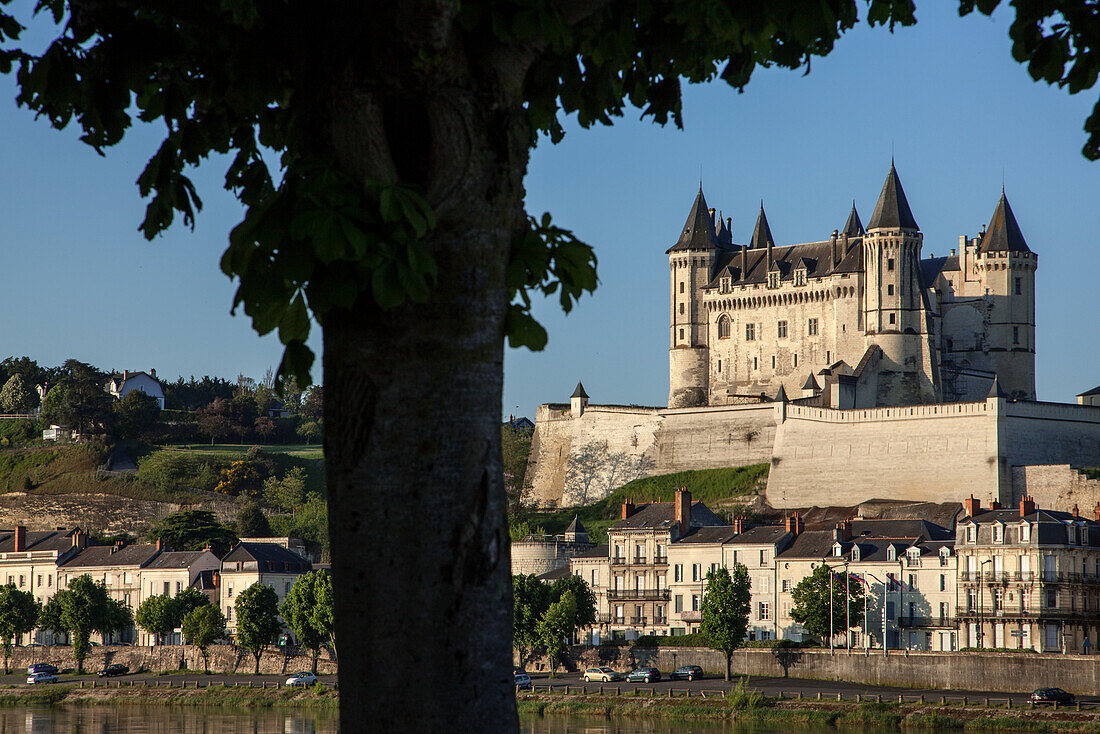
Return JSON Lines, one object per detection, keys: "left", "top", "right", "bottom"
{"left": 668, "top": 164, "right": 1036, "bottom": 409}
{"left": 524, "top": 165, "right": 1100, "bottom": 512}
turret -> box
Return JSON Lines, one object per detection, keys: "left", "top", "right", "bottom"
{"left": 862, "top": 163, "right": 938, "bottom": 405}
{"left": 570, "top": 382, "right": 589, "bottom": 417}
{"left": 667, "top": 187, "right": 719, "bottom": 408}
{"left": 975, "top": 190, "right": 1036, "bottom": 399}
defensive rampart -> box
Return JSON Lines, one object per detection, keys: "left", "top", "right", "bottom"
{"left": 528, "top": 391, "right": 1100, "bottom": 510}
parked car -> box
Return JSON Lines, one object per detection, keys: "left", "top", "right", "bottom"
{"left": 1030, "top": 688, "right": 1075, "bottom": 705}
{"left": 513, "top": 670, "right": 532, "bottom": 690}
{"left": 97, "top": 664, "right": 129, "bottom": 678}
{"left": 286, "top": 672, "right": 319, "bottom": 687}
{"left": 668, "top": 665, "right": 703, "bottom": 681}
{"left": 626, "top": 667, "right": 661, "bottom": 683}
{"left": 26, "top": 672, "right": 58, "bottom": 685}
{"left": 26, "top": 663, "right": 58, "bottom": 676}
{"left": 582, "top": 667, "right": 624, "bottom": 682}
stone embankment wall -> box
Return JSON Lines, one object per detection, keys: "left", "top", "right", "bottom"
{"left": 0, "top": 492, "right": 242, "bottom": 534}
{"left": 13, "top": 643, "right": 336, "bottom": 676}
{"left": 526, "top": 403, "right": 774, "bottom": 507}
{"left": 766, "top": 401, "right": 1000, "bottom": 508}
{"left": 1012, "top": 465, "right": 1100, "bottom": 510}
{"left": 521, "top": 645, "right": 1100, "bottom": 696}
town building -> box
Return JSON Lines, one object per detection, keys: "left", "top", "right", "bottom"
{"left": 137, "top": 549, "right": 221, "bottom": 644}
{"left": 59, "top": 541, "right": 165, "bottom": 643}
{"left": 668, "top": 164, "right": 1036, "bottom": 409}
{"left": 219, "top": 541, "right": 312, "bottom": 638}
{"left": 511, "top": 516, "right": 594, "bottom": 577}
{"left": 955, "top": 495, "right": 1100, "bottom": 653}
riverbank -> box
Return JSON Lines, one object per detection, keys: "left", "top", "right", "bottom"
{"left": 0, "top": 682, "right": 338, "bottom": 710}
{"left": 518, "top": 692, "right": 1100, "bottom": 732}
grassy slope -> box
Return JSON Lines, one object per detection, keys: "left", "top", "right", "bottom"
{"left": 516, "top": 464, "right": 768, "bottom": 546}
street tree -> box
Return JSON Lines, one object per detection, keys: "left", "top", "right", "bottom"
{"left": 3, "top": 1, "right": 1099, "bottom": 730}
{"left": 280, "top": 569, "right": 335, "bottom": 674}
{"left": 512, "top": 574, "right": 550, "bottom": 665}
{"left": 135, "top": 594, "right": 177, "bottom": 645}
{"left": 0, "top": 584, "right": 39, "bottom": 673}
{"left": 536, "top": 590, "right": 576, "bottom": 678}
{"left": 182, "top": 604, "right": 228, "bottom": 673}
{"left": 235, "top": 582, "right": 283, "bottom": 675}
{"left": 549, "top": 575, "right": 597, "bottom": 640}
{"left": 173, "top": 587, "right": 213, "bottom": 621}
{"left": 699, "top": 565, "right": 752, "bottom": 681}
{"left": 40, "top": 575, "right": 133, "bottom": 673}
{"left": 0, "top": 374, "right": 36, "bottom": 413}
{"left": 790, "top": 565, "right": 865, "bottom": 643}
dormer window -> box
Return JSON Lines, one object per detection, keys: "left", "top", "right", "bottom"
{"left": 768, "top": 272, "right": 780, "bottom": 289}
{"left": 1068, "top": 524, "right": 1077, "bottom": 545}
{"left": 721, "top": 277, "right": 730, "bottom": 293}
{"left": 1020, "top": 523, "right": 1031, "bottom": 542}
{"left": 794, "top": 269, "right": 807, "bottom": 286}
{"left": 832, "top": 542, "right": 843, "bottom": 557}
{"left": 887, "top": 545, "right": 896, "bottom": 561}
{"left": 993, "top": 523, "right": 1004, "bottom": 544}
{"left": 966, "top": 525, "right": 976, "bottom": 544}
{"left": 851, "top": 546, "right": 860, "bottom": 562}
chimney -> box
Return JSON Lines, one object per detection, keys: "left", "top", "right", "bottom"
{"left": 123, "top": 370, "right": 128, "bottom": 380}
{"left": 784, "top": 513, "right": 804, "bottom": 536}
{"left": 833, "top": 520, "right": 851, "bottom": 542}
{"left": 831, "top": 230, "right": 839, "bottom": 268}
{"left": 621, "top": 500, "right": 635, "bottom": 520}
{"left": 1094, "top": 502, "right": 1100, "bottom": 522}
{"left": 1019, "top": 495, "right": 1036, "bottom": 517}
{"left": 675, "top": 488, "right": 692, "bottom": 537}
{"left": 149, "top": 368, "right": 156, "bottom": 378}
{"left": 990, "top": 500, "right": 1002, "bottom": 511}
{"left": 156, "top": 537, "right": 163, "bottom": 551}
{"left": 740, "top": 244, "right": 747, "bottom": 280}
{"left": 71, "top": 529, "right": 86, "bottom": 551}
{"left": 1073, "top": 504, "right": 1081, "bottom": 519}
{"left": 13, "top": 525, "right": 25, "bottom": 553}
{"left": 733, "top": 516, "right": 746, "bottom": 534}
{"left": 964, "top": 495, "right": 980, "bottom": 517}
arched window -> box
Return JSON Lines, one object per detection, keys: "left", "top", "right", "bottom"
{"left": 717, "top": 315, "right": 731, "bottom": 339}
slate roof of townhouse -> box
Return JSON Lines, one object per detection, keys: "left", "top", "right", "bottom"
{"left": 960, "top": 507, "right": 1100, "bottom": 546}
{"left": 572, "top": 544, "right": 609, "bottom": 560}
{"left": 221, "top": 541, "right": 311, "bottom": 570}
{"left": 536, "top": 566, "right": 572, "bottom": 582}
{"left": 1077, "top": 385, "right": 1100, "bottom": 398}
{"left": 143, "top": 551, "right": 212, "bottom": 570}
{"left": 613, "top": 501, "right": 725, "bottom": 531}
{"left": 61, "top": 544, "right": 161, "bottom": 568}
{"left": 0, "top": 529, "right": 79, "bottom": 554}
{"left": 676, "top": 526, "right": 741, "bottom": 544}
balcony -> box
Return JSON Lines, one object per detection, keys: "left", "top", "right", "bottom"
{"left": 608, "top": 588, "right": 671, "bottom": 601}
{"left": 629, "top": 616, "right": 648, "bottom": 625}
{"left": 679, "top": 610, "right": 702, "bottom": 622}
{"left": 633, "top": 557, "right": 647, "bottom": 565}
{"left": 898, "top": 615, "right": 956, "bottom": 628}
{"left": 611, "top": 557, "right": 628, "bottom": 566}
{"left": 653, "top": 555, "right": 668, "bottom": 566}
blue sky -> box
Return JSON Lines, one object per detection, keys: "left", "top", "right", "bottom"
{"left": 0, "top": 5, "right": 1096, "bottom": 412}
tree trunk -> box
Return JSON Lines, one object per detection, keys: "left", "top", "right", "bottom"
{"left": 726, "top": 653, "right": 731, "bottom": 682}
{"left": 254, "top": 651, "right": 261, "bottom": 676}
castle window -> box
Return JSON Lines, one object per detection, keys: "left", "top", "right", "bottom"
{"left": 718, "top": 315, "right": 731, "bottom": 339}
{"left": 753, "top": 357, "right": 758, "bottom": 370}
{"left": 679, "top": 303, "right": 684, "bottom": 314}
{"left": 887, "top": 258, "right": 895, "bottom": 271}
{"left": 680, "top": 282, "right": 685, "bottom": 293}
{"left": 887, "top": 284, "right": 894, "bottom": 296}
{"left": 889, "top": 313, "right": 896, "bottom": 325}
{"left": 808, "top": 318, "right": 818, "bottom": 336}
{"left": 679, "top": 328, "right": 684, "bottom": 340}
{"left": 721, "top": 278, "right": 730, "bottom": 293}
{"left": 826, "top": 350, "right": 830, "bottom": 363}
{"left": 777, "top": 320, "right": 788, "bottom": 339}
{"left": 768, "top": 272, "right": 779, "bottom": 289}
{"left": 1013, "top": 326, "right": 1019, "bottom": 345}
{"left": 1015, "top": 277, "right": 1022, "bottom": 295}
{"left": 718, "top": 359, "right": 722, "bottom": 373}
{"left": 771, "top": 356, "right": 776, "bottom": 369}
{"left": 793, "top": 354, "right": 798, "bottom": 367}
{"left": 795, "top": 270, "right": 806, "bottom": 286}
{"left": 745, "top": 323, "right": 755, "bottom": 341}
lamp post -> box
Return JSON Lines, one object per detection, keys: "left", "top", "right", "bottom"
{"left": 860, "top": 572, "right": 888, "bottom": 657}
{"left": 822, "top": 557, "right": 851, "bottom": 653}
{"left": 978, "top": 559, "right": 992, "bottom": 649}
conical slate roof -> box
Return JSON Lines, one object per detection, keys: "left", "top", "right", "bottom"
{"left": 668, "top": 187, "right": 719, "bottom": 252}
{"left": 774, "top": 384, "right": 788, "bottom": 402}
{"left": 565, "top": 515, "right": 586, "bottom": 534}
{"left": 988, "top": 375, "right": 1008, "bottom": 399}
{"left": 714, "top": 211, "right": 733, "bottom": 246}
{"left": 749, "top": 204, "right": 775, "bottom": 249}
{"left": 978, "top": 191, "right": 1030, "bottom": 254}
{"left": 843, "top": 202, "right": 865, "bottom": 237}
{"left": 571, "top": 381, "right": 588, "bottom": 399}
{"left": 801, "top": 373, "right": 820, "bottom": 391}
{"left": 868, "top": 163, "right": 919, "bottom": 231}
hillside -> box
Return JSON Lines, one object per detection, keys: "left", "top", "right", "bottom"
{"left": 512, "top": 464, "right": 768, "bottom": 546}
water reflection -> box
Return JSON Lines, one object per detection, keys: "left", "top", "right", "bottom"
{"left": 5, "top": 706, "right": 338, "bottom": 733}
{"left": 519, "top": 716, "right": 737, "bottom": 734}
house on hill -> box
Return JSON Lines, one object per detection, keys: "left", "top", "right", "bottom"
{"left": 106, "top": 369, "right": 165, "bottom": 409}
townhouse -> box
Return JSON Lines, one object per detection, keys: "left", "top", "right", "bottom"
{"left": 955, "top": 495, "right": 1100, "bottom": 653}
{"left": 136, "top": 549, "right": 221, "bottom": 644}
{"left": 59, "top": 541, "right": 164, "bottom": 643}
{"left": 219, "top": 541, "right": 312, "bottom": 638}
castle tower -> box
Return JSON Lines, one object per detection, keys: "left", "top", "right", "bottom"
{"left": 666, "top": 187, "right": 719, "bottom": 407}
{"left": 570, "top": 381, "right": 589, "bottom": 416}
{"left": 976, "top": 191, "right": 1036, "bottom": 399}
{"left": 862, "top": 164, "right": 939, "bottom": 405}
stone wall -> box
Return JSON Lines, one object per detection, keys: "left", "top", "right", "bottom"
{"left": 522, "top": 645, "right": 1100, "bottom": 695}
{"left": 526, "top": 403, "right": 773, "bottom": 507}
{"left": 766, "top": 401, "right": 1001, "bottom": 508}
{"left": 1012, "top": 465, "right": 1100, "bottom": 512}
{"left": 0, "top": 492, "right": 243, "bottom": 534}
{"left": 12, "top": 643, "right": 336, "bottom": 676}
{"left": 511, "top": 538, "right": 594, "bottom": 576}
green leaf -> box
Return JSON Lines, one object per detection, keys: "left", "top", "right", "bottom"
{"left": 278, "top": 292, "right": 311, "bottom": 345}
{"left": 505, "top": 305, "right": 548, "bottom": 351}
